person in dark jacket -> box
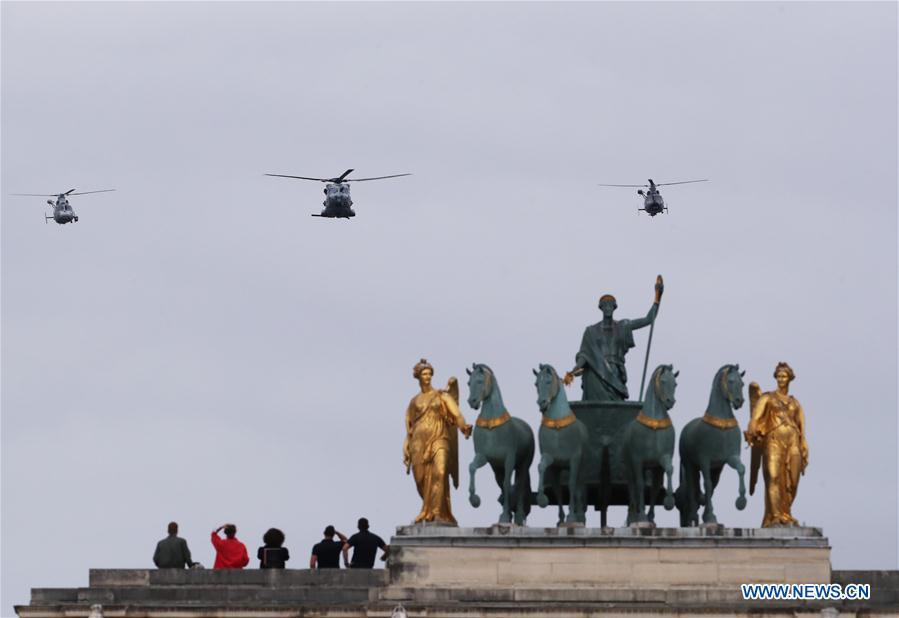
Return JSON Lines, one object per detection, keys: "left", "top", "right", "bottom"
{"left": 153, "top": 522, "right": 194, "bottom": 569}
{"left": 257, "top": 527, "right": 290, "bottom": 569}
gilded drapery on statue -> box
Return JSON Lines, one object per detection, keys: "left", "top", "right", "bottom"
{"left": 745, "top": 362, "right": 809, "bottom": 527}
{"left": 404, "top": 359, "right": 472, "bottom": 525}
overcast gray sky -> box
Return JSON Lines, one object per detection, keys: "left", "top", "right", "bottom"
{"left": 2, "top": 1, "right": 897, "bottom": 614}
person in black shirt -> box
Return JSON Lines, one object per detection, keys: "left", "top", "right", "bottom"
{"left": 343, "top": 517, "right": 389, "bottom": 568}
{"left": 257, "top": 528, "right": 290, "bottom": 569}
{"left": 310, "top": 525, "right": 349, "bottom": 569}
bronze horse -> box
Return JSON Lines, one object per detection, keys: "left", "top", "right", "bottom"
{"left": 534, "top": 364, "right": 589, "bottom": 525}
{"left": 621, "top": 364, "right": 678, "bottom": 525}
{"left": 676, "top": 364, "right": 747, "bottom": 526}
{"left": 466, "top": 363, "right": 535, "bottom": 525}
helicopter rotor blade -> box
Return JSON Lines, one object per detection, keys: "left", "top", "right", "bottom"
{"left": 68, "top": 189, "right": 116, "bottom": 196}
{"left": 11, "top": 189, "right": 115, "bottom": 197}
{"left": 654, "top": 179, "right": 709, "bottom": 187}
{"left": 346, "top": 173, "right": 412, "bottom": 182}
{"left": 264, "top": 174, "right": 331, "bottom": 182}
{"left": 336, "top": 169, "right": 354, "bottom": 181}
{"left": 597, "top": 183, "right": 647, "bottom": 188}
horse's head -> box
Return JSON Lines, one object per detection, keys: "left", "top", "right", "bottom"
{"left": 466, "top": 363, "right": 494, "bottom": 410}
{"left": 532, "top": 364, "right": 561, "bottom": 413}
{"left": 717, "top": 364, "right": 746, "bottom": 409}
{"left": 651, "top": 364, "right": 679, "bottom": 410}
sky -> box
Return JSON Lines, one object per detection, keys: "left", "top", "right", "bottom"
{"left": 1, "top": 1, "right": 897, "bottom": 615}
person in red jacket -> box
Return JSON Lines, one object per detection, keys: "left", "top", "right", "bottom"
{"left": 210, "top": 523, "right": 249, "bottom": 569}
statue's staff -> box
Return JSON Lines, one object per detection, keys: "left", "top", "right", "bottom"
{"left": 638, "top": 275, "right": 664, "bottom": 401}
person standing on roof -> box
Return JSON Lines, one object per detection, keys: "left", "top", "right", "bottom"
{"left": 210, "top": 523, "right": 249, "bottom": 569}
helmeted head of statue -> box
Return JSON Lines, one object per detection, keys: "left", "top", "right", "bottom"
{"left": 774, "top": 362, "right": 795, "bottom": 389}
{"left": 413, "top": 358, "right": 434, "bottom": 386}
{"left": 598, "top": 294, "right": 617, "bottom": 318}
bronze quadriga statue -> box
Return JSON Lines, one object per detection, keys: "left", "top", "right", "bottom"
{"left": 528, "top": 277, "right": 669, "bottom": 527}
{"left": 675, "top": 364, "right": 748, "bottom": 527}
{"left": 465, "top": 363, "right": 535, "bottom": 526}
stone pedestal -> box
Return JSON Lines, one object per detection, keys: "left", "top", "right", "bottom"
{"left": 383, "top": 525, "right": 831, "bottom": 597}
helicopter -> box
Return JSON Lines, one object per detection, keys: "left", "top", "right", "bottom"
{"left": 264, "top": 169, "right": 410, "bottom": 218}
{"left": 598, "top": 178, "right": 708, "bottom": 216}
{"left": 10, "top": 188, "right": 116, "bottom": 224}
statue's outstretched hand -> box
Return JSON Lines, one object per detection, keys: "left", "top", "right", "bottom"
{"left": 563, "top": 372, "right": 574, "bottom": 386}
{"left": 461, "top": 424, "right": 473, "bottom": 439}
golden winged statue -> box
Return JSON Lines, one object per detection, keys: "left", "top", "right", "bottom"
{"left": 403, "top": 359, "right": 472, "bottom": 525}
{"left": 745, "top": 362, "right": 809, "bottom": 527}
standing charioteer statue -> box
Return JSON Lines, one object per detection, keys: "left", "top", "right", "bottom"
{"left": 564, "top": 275, "right": 664, "bottom": 402}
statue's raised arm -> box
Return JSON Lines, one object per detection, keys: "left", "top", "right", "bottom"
{"left": 629, "top": 275, "right": 664, "bottom": 330}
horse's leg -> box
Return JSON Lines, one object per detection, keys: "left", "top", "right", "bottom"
{"left": 661, "top": 453, "right": 675, "bottom": 511}
{"left": 727, "top": 454, "right": 747, "bottom": 511}
{"left": 554, "top": 469, "right": 566, "bottom": 525}
{"left": 647, "top": 466, "right": 660, "bottom": 523}
{"left": 624, "top": 455, "right": 636, "bottom": 525}
{"left": 676, "top": 461, "right": 687, "bottom": 526}
{"left": 700, "top": 463, "right": 717, "bottom": 524}
{"left": 626, "top": 454, "right": 644, "bottom": 525}
{"left": 684, "top": 461, "right": 699, "bottom": 526}
{"left": 499, "top": 452, "right": 515, "bottom": 523}
{"left": 469, "top": 453, "right": 488, "bottom": 508}
{"left": 511, "top": 458, "right": 525, "bottom": 525}
{"left": 536, "top": 454, "right": 554, "bottom": 508}
{"left": 566, "top": 452, "right": 582, "bottom": 524}
{"left": 697, "top": 457, "right": 707, "bottom": 506}
{"left": 635, "top": 455, "right": 648, "bottom": 523}
{"left": 491, "top": 465, "right": 505, "bottom": 505}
